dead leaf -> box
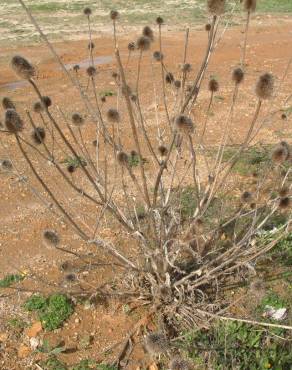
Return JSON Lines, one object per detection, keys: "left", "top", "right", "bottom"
{"left": 18, "top": 344, "right": 31, "bottom": 358}
{"left": 25, "top": 321, "right": 42, "bottom": 337}
{"left": 148, "top": 362, "right": 159, "bottom": 370}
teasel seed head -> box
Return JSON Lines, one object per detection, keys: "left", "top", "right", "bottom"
{"left": 281, "top": 113, "right": 287, "bottom": 120}
{"left": 156, "top": 16, "right": 164, "bottom": 25}
{"left": 241, "top": 191, "right": 253, "bottom": 204}
{"left": 88, "top": 41, "right": 95, "bottom": 50}
{"left": 100, "top": 95, "right": 106, "bottom": 103}
{"left": 67, "top": 164, "right": 76, "bottom": 173}
{"left": 137, "top": 36, "right": 151, "bottom": 51}
{"left": 130, "top": 93, "right": 137, "bottom": 102}
{"left": 71, "top": 113, "right": 84, "bottom": 126}
{"left": 110, "top": 10, "right": 119, "bottom": 20}
{"left": 11, "top": 55, "right": 35, "bottom": 80}
{"left": 165, "top": 72, "right": 174, "bottom": 84}
{"left": 32, "top": 127, "right": 46, "bottom": 145}
{"left": 142, "top": 26, "right": 154, "bottom": 41}
{"left": 174, "top": 114, "right": 194, "bottom": 134}
{"left": 272, "top": 143, "right": 289, "bottom": 164}
{"left": 65, "top": 273, "right": 77, "bottom": 282}
{"left": 107, "top": 108, "right": 120, "bottom": 123}
{"left": 153, "top": 51, "right": 163, "bottom": 61}
{"left": 73, "top": 64, "right": 80, "bottom": 73}
{"left": 92, "top": 139, "right": 98, "bottom": 147}
{"left": 250, "top": 202, "right": 256, "bottom": 210}
{"left": 243, "top": 0, "right": 257, "bottom": 12}
{"left": 2, "top": 97, "right": 15, "bottom": 110}
{"left": 86, "top": 66, "right": 97, "bottom": 77}
{"left": 279, "top": 187, "right": 289, "bottom": 198}
{"left": 117, "top": 151, "right": 128, "bottom": 165}
{"left": 255, "top": 73, "right": 274, "bottom": 100}
{"left": 144, "top": 332, "right": 170, "bottom": 355}
{"left": 33, "top": 101, "right": 43, "bottom": 113}
{"left": 43, "top": 229, "right": 60, "bottom": 247}
{"left": 112, "top": 71, "right": 119, "bottom": 80}
{"left": 174, "top": 80, "right": 181, "bottom": 89}
{"left": 232, "top": 67, "right": 244, "bottom": 84}
{"left": 169, "top": 357, "right": 192, "bottom": 370}
{"left": 128, "top": 42, "right": 135, "bottom": 51}
{"left": 208, "top": 77, "right": 219, "bottom": 92}
{"left": 5, "top": 109, "right": 24, "bottom": 133}
{"left": 83, "top": 7, "right": 92, "bottom": 17}
{"left": 1, "top": 159, "right": 13, "bottom": 171}
{"left": 207, "top": 0, "right": 226, "bottom": 16}
{"left": 279, "top": 197, "right": 290, "bottom": 210}
{"left": 181, "top": 63, "right": 192, "bottom": 73}
{"left": 205, "top": 23, "right": 211, "bottom": 31}
{"left": 41, "top": 96, "right": 52, "bottom": 108}
{"left": 158, "top": 145, "right": 168, "bottom": 156}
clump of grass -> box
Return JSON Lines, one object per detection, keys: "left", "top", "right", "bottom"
{"left": 41, "top": 356, "right": 67, "bottom": 370}
{"left": 181, "top": 321, "right": 292, "bottom": 369}
{"left": 62, "top": 156, "right": 87, "bottom": 170}
{"left": 24, "top": 294, "right": 73, "bottom": 331}
{"left": 0, "top": 273, "right": 24, "bottom": 288}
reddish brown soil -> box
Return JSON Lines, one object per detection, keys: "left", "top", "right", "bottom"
{"left": 0, "top": 16, "right": 292, "bottom": 369}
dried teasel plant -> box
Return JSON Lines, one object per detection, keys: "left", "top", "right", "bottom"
{"left": 1, "top": 0, "right": 291, "bottom": 366}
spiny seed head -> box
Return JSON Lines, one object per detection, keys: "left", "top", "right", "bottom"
{"left": 250, "top": 202, "right": 256, "bottom": 210}
{"left": 67, "top": 165, "right": 76, "bottom": 173}
{"left": 169, "top": 357, "right": 192, "bottom": 370}
{"left": 281, "top": 113, "right": 287, "bottom": 120}
{"left": 32, "top": 127, "right": 46, "bottom": 145}
{"left": 136, "top": 36, "right": 151, "bottom": 51}
{"left": 92, "top": 139, "right": 98, "bottom": 147}
{"left": 71, "top": 113, "right": 84, "bottom": 126}
{"left": 107, "top": 108, "right": 120, "bottom": 123}
{"left": 279, "top": 187, "right": 289, "bottom": 198}
{"left": 110, "top": 10, "right": 119, "bottom": 20}
{"left": 174, "top": 80, "right": 181, "bottom": 89}
{"left": 255, "top": 73, "right": 274, "bottom": 100}
{"left": 156, "top": 16, "right": 164, "bottom": 25}
{"left": 181, "top": 63, "right": 192, "bottom": 73}
{"left": 33, "top": 101, "right": 44, "bottom": 113}
{"left": 130, "top": 93, "right": 137, "bottom": 102}
{"left": 5, "top": 109, "right": 24, "bottom": 133}
{"left": 41, "top": 96, "right": 52, "bottom": 108}
{"left": 88, "top": 42, "right": 95, "bottom": 50}
{"left": 73, "top": 64, "right": 80, "bottom": 72}
{"left": 232, "top": 67, "right": 244, "bottom": 84}
{"left": 174, "top": 115, "right": 194, "bottom": 134}
{"left": 165, "top": 72, "right": 174, "bottom": 84}
{"left": 65, "top": 273, "right": 76, "bottom": 282}
{"left": 11, "top": 55, "right": 35, "bottom": 80}
{"left": 241, "top": 191, "right": 253, "bottom": 203}
{"left": 43, "top": 230, "right": 60, "bottom": 247}
{"left": 153, "top": 51, "right": 163, "bottom": 61}
{"left": 142, "top": 26, "right": 154, "bottom": 41}
{"left": 1, "top": 159, "right": 13, "bottom": 170}
{"left": 279, "top": 197, "right": 290, "bottom": 209}
{"left": 158, "top": 145, "right": 168, "bottom": 156}
{"left": 272, "top": 144, "right": 289, "bottom": 164}
{"left": 86, "top": 66, "right": 97, "bottom": 77}
{"left": 205, "top": 23, "right": 211, "bottom": 31}
{"left": 144, "top": 332, "right": 169, "bottom": 355}
{"left": 112, "top": 71, "right": 119, "bottom": 79}
{"left": 207, "top": 0, "right": 226, "bottom": 16}
{"left": 2, "top": 97, "right": 15, "bottom": 110}
{"left": 101, "top": 95, "right": 106, "bottom": 103}
{"left": 117, "top": 151, "right": 128, "bottom": 165}
{"left": 128, "top": 42, "right": 135, "bottom": 51}
{"left": 243, "top": 0, "right": 257, "bottom": 12}
{"left": 208, "top": 78, "right": 219, "bottom": 92}
{"left": 83, "top": 7, "right": 92, "bottom": 16}
{"left": 131, "top": 150, "right": 138, "bottom": 157}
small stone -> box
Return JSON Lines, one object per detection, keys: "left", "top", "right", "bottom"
{"left": 75, "top": 318, "right": 80, "bottom": 324}
{"left": 29, "top": 337, "right": 40, "bottom": 350}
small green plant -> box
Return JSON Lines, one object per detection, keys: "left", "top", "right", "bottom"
{"left": 128, "top": 152, "right": 147, "bottom": 168}
{"left": 38, "top": 339, "right": 67, "bottom": 355}
{"left": 182, "top": 321, "right": 292, "bottom": 369}
{"left": 179, "top": 186, "right": 197, "bottom": 219}
{"left": 41, "top": 356, "right": 67, "bottom": 370}
{"left": 99, "top": 90, "right": 116, "bottom": 97}
{"left": 0, "top": 273, "right": 24, "bottom": 288}
{"left": 24, "top": 294, "right": 73, "bottom": 331}
{"left": 62, "top": 156, "right": 87, "bottom": 169}
{"left": 8, "top": 317, "right": 28, "bottom": 330}
{"left": 259, "top": 291, "right": 287, "bottom": 311}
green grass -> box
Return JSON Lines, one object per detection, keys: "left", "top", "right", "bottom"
{"left": 24, "top": 294, "right": 73, "bottom": 331}
{"left": 257, "top": 0, "right": 292, "bottom": 13}
{"left": 40, "top": 357, "right": 117, "bottom": 370}
{"left": 0, "top": 273, "right": 24, "bottom": 288}
{"left": 181, "top": 321, "right": 292, "bottom": 369}
{"left": 62, "top": 156, "right": 87, "bottom": 170}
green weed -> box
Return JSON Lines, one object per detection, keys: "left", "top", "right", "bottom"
{"left": 24, "top": 294, "right": 73, "bottom": 331}
{"left": 0, "top": 273, "right": 24, "bottom": 288}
